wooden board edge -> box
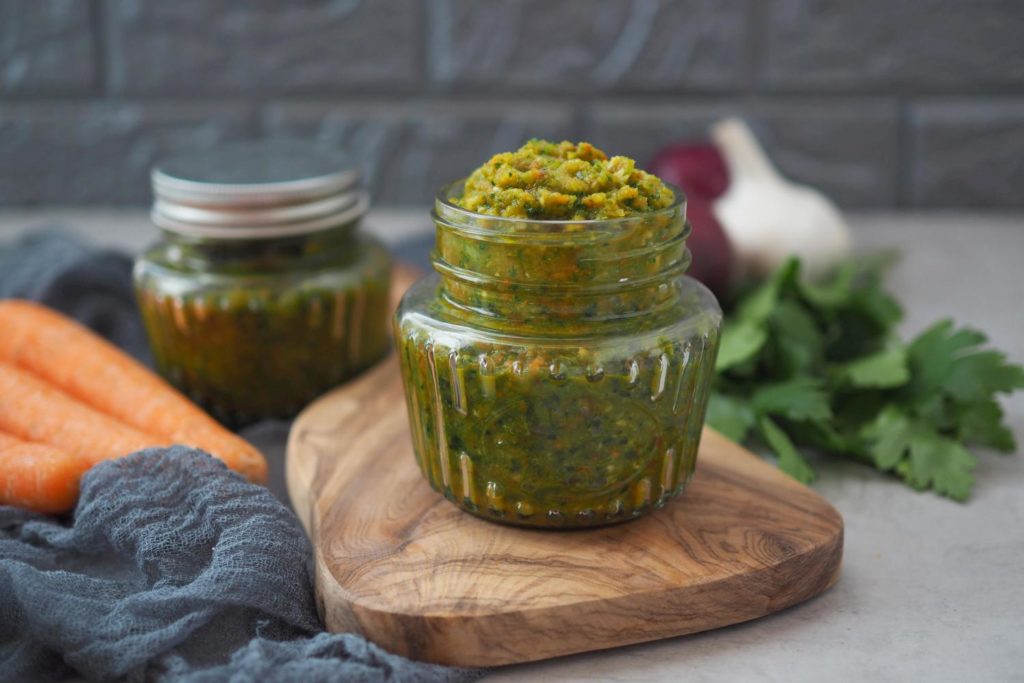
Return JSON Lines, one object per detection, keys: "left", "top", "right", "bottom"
{"left": 313, "top": 523, "right": 843, "bottom": 667}
{"left": 286, "top": 421, "right": 315, "bottom": 534}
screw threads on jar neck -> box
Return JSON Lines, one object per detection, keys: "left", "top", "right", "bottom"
{"left": 430, "top": 181, "right": 692, "bottom": 326}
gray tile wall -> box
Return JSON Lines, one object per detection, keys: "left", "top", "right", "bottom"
{"left": 1, "top": 0, "right": 1022, "bottom": 207}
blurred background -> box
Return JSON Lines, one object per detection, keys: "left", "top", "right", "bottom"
{"left": 2, "top": 0, "right": 1022, "bottom": 210}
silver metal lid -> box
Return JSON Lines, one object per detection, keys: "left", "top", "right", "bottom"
{"left": 150, "top": 140, "right": 366, "bottom": 239}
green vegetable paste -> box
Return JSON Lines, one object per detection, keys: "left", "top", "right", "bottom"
{"left": 456, "top": 139, "right": 676, "bottom": 220}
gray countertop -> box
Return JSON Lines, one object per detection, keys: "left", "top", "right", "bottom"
{"left": 2, "top": 209, "right": 1022, "bottom": 683}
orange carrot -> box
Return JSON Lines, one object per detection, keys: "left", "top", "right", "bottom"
{"left": 0, "top": 430, "right": 84, "bottom": 515}
{"left": 0, "top": 300, "right": 266, "bottom": 483}
{"left": 0, "top": 362, "right": 166, "bottom": 467}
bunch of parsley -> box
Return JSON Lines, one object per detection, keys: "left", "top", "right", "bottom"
{"left": 708, "top": 257, "right": 1024, "bottom": 500}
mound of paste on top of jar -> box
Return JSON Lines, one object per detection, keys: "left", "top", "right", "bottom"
{"left": 455, "top": 139, "right": 676, "bottom": 220}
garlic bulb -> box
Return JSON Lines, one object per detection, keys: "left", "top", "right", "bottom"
{"left": 711, "top": 117, "right": 851, "bottom": 281}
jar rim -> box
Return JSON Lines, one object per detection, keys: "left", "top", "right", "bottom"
{"left": 433, "top": 178, "right": 686, "bottom": 237}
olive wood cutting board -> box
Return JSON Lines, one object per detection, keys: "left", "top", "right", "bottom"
{"left": 285, "top": 267, "right": 844, "bottom": 667}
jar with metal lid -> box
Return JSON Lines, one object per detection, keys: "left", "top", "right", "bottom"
{"left": 394, "top": 180, "right": 721, "bottom": 528}
{"left": 134, "top": 140, "right": 391, "bottom": 427}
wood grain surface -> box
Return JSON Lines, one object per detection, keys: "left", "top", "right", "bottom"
{"left": 286, "top": 267, "right": 844, "bottom": 667}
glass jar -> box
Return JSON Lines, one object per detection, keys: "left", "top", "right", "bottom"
{"left": 134, "top": 141, "right": 391, "bottom": 428}
{"left": 394, "top": 181, "right": 721, "bottom": 528}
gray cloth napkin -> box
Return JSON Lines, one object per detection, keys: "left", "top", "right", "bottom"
{"left": 0, "top": 232, "right": 478, "bottom": 683}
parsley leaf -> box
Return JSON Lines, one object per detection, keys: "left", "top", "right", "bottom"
{"left": 860, "top": 405, "right": 915, "bottom": 470}
{"left": 752, "top": 377, "right": 833, "bottom": 422}
{"left": 900, "top": 429, "right": 976, "bottom": 501}
{"left": 706, "top": 394, "right": 756, "bottom": 442}
{"left": 945, "top": 349, "right": 1024, "bottom": 403}
{"left": 954, "top": 399, "right": 1016, "bottom": 453}
{"left": 767, "top": 299, "right": 823, "bottom": 377}
{"left": 758, "top": 416, "right": 816, "bottom": 483}
{"left": 715, "top": 320, "right": 767, "bottom": 372}
{"left": 837, "top": 347, "right": 909, "bottom": 389}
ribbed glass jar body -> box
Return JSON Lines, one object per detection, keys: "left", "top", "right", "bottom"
{"left": 394, "top": 183, "right": 721, "bottom": 528}
{"left": 135, "top": 224, "right": 391, "bottom": 427}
